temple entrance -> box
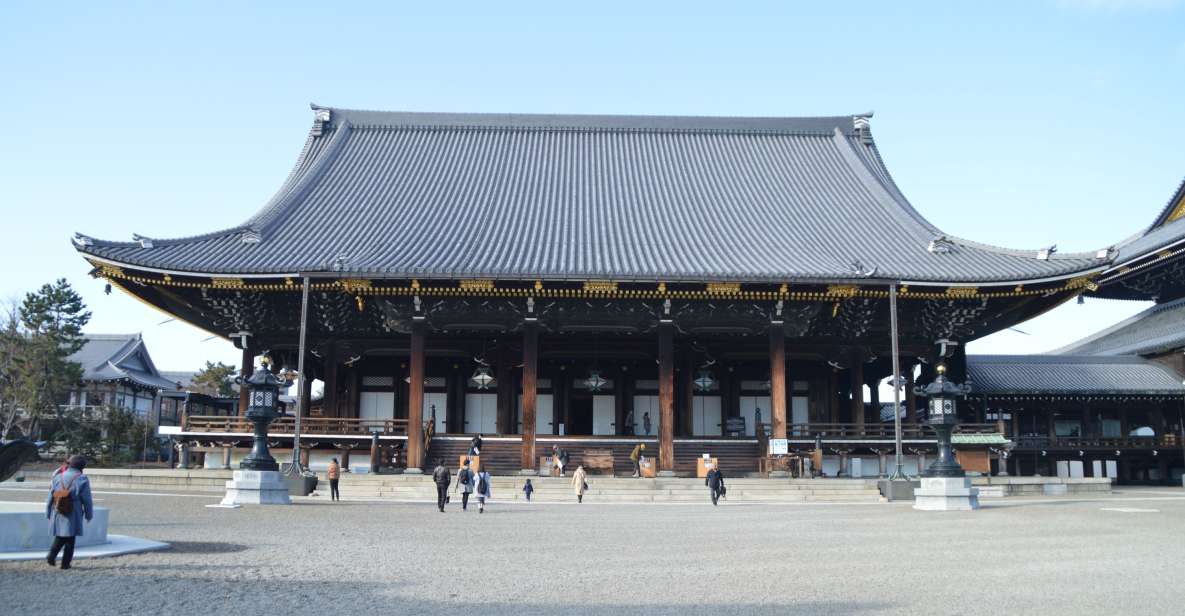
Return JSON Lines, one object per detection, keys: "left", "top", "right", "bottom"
{"left": 568, "top": 397, "right": 593, "bottom": 435}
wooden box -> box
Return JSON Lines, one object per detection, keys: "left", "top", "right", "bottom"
{"left": 639, "top": 456, "right": 658, "bottom": 478}
{"left": 540, "top": 456, "right": 561, "bottom": 476}
{"left": 695, "top": 457, "right": 719, "bottom": 478}
{"left": 458, "top": 455, "right": 480, "bottom": 472}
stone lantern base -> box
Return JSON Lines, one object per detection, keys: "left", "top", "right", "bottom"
{"left": 212, "top": 470, "right": 291, "bottom": 508}
{"left": 912, "top": 476, "right": 979, "bottom": 511}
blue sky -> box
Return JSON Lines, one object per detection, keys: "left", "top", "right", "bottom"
{"left": 1, "top": 0, "right": 1183, "bottom": 370}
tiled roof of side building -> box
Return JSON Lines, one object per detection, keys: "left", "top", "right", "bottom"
{"left": 1054, "top": 296, "right": 1185, "bottom": 356}
{"left": 69, "top": 333, "right": 180, "bottom": 391}
{"left": 74, "top": 106, "right": 1108, "bottom": 284}
{"left": 966, "top": 354, "right": 1185, "bottom": 396}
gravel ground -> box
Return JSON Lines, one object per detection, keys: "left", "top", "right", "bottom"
{"left": 1, "top": 487, "right": 1183, "bottom": 615}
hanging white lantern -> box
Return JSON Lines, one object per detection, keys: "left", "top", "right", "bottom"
{"left": 470, "top": 365, "right": 496, "bottom": 390}
{"left": 584, "top": 370, "right": 608, "bottom": 392}
{"left": 694, "top": 370, "right": 716, "bottom": 392}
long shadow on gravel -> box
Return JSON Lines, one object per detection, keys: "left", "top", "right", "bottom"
{"left": 164, "top": 541, "right": 249, "bottom": 554}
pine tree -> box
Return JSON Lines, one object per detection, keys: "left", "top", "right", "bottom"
{"left": 192, "top": 361, "right": 237, "bottom": 397}
{"left": 15, "top": 279, "right": 91, "bottom": 437}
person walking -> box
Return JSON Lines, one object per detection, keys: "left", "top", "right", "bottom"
{"left": 706, "top": 466, "right": 725, "bottom": 506}
{"left": 630, "top": 443, "right": 647, "bottom": 478}
{"left": 522, "top": 478, "right": 534, "bottom": 502}
{"left": 551, "top": 444, "right": 571, "bottom": 477}
{"left": 572, "top": 465, "right": 588, "bottom": 504}
{"left": 455, "top": 459, "right": 475, "bottom": 511}
{"left": 624, "top": 409, "right": 635, "bottom": 436}
{"left": 468, "top": 434, "right": 483, "bottom": 456}
{"left": 327, "top": 457, "right": 341, "bottom": 501}
{"left": 474, "top": 467, "right": 492, "bottom": 514}
{"left": 45, "top": 455, "right": 93, "bottom": 570}
{"left": 643, "top": 412, "right": 652, "bottom": 436}
{"left": 431, "top": 458, "right": 451, "bottom": 513}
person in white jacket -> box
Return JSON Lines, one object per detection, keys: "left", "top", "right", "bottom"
{"left": 474, "top": 468, "right": 492, "bottom": 514}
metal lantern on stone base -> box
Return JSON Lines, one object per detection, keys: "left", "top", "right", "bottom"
{"left": 916, "top": 363, "right": 972, "bottom": 478}
{"left": 911, "top": 362, "right": 980, "bottom": 511}
{"left": 238, "top": 366, "right": 291, "bottom": 472}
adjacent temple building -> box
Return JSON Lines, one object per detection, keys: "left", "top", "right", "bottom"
{"left": 71, "top": 106, "right": 1184, "bottom": 483}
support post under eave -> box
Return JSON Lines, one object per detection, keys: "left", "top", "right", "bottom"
{"left": 769, "top": 325, "right": 788, "bottom": 440}
{"left": 238, "top": 344, "right": 254, "bottom": 416}
{"left": 850, "top": 353, "right": 865, "bottom": 434}
{"left": 521, "top": 321, "right": 538, "bottom": 472}
{"left": 658, "top": 320, "right": 675, "bottom": 474}
{"left": 406, "top": 320, "right": 426, "bottom": 473}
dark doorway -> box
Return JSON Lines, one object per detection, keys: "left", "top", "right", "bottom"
{"left": 568, "top": 396, "right": 593, "bottom": 435}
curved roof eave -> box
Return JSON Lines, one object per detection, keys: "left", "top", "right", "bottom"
{"left": 73, "top": 106, "right": 1113, "bottom": 286}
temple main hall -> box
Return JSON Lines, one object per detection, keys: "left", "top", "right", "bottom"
{"left": 73, "top": 106, "right": 1179, "bottom": 481}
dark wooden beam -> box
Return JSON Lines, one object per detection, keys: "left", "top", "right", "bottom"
{"left": 238, "top": 344, "right": 254, "bottom": 416}
{"left": 521, "top": 322, "right": 538, "bottom": 470}
{"left": 323, "top": 341, "right": 339, "bottom": 418}
{"left": 407, "top": 321, "right": 425, "bottom": 471}
{"left": 769, "top": 328, "right": 787, "bottom": 440}
{"left": 658, "top": 321, "right": 675, "bottom": 472}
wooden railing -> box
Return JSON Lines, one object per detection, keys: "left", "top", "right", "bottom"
{"left": 1012, "top": 434, "right": 1179, "bottom": 450}
{"left": 786, "top": 423, "right": 999, "bottom": 440}
{"left": 184, "top": 415, "right": 410, "bottom": 437}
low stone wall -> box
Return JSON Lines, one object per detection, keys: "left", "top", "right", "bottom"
{"left": 970, "top": 476, "right": 1112, "bottom": 497}
{"left": 17, "top": 468, "right": 232, "bottom": 494}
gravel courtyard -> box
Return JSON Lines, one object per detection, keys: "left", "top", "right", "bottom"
{"left": 2, "top": 487, "right": 1183, "bottom": 615}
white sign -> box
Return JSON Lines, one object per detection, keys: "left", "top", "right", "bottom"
{"left": 769, "top": 439, "right": 789, "bottom": 455}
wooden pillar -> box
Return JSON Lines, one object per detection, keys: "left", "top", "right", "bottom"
{"left": 521, "top": 322, "right": 538, "bottom": 471}
{"left": 850, "top": 355, "right": 865, "bottom": 432}
{"left": 905, "top": 368, "right": 916, "bottom": 422}
{"left": 406, "top": 322, "right": 425, "bottom": 471}
{"left": 681, "top": 353, "right": 695, "bottom": 436}
{"left": 614, "top": 366, "right": 628, "bottom": 435}
{"left": 323, "top": 342, "right": 339, "bottom": 418}
{"left": 556, "top": 367, "right": 568, "bottom": 435}
{"left": 828, "top": 369, "right": 841, "bottom": 423}
{"left": 299, "top": 368, "right": 312, "bottom": 418}
{"left": 868, "top": 377, "right": 880, "bottom": 422}
{"left": 658, "top": 322, "right": 675, "bottom": 472}
{"left": 768, "top": 328, "right": 788, "bottom": 440}
{"left": 370, "top": 433, "right": 380, "bottom": 473}
{"left": 341, "top": 447, "right": 351, "bottom": 472}
{"left": 348, "top": 367, "right": 361, "bottom": 419}
{"left": 495, "top": 345, "right": 513, "bottom": 434}
{"left": 238, "top": 344, "right": 254, "bottom": 416}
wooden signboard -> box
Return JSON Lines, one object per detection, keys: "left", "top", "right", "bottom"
{"left": 696, "top": 457, "right": 719, "bottom": 478}
{"left": 954, "top": 450, "right": 990, "bottom": 474}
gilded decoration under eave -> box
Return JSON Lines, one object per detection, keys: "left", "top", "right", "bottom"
{"left": 339, "top": 278, "right": 373, "bottom": 293}
{"left": 459, "top": 279, "right": 495, "bottom": 291}
{"left": 583, "top": 280, "right": 618, "bottom": 293}
{"left": 211, "top": 277, "right": 245, "bottom": 289}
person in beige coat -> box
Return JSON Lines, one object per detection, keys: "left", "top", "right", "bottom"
{"left": 571, "top": 465, "right": 588, "bottom": 504}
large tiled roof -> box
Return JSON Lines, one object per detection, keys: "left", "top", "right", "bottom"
{"left": 69, "top": 333, "right": 180, "bottom": 391}
{"left": 966, "top": 354, "right": 1184, "bottom": 396}
{"left": 74, "top": 106, "right": 1107, "bottom": 284}
{"left": 1055, "top": 297, "right": 1185, "bottom": 356}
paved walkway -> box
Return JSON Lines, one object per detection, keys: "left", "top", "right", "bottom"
{"left": 1, "top": 488, "right": 1183, "bottom": 614}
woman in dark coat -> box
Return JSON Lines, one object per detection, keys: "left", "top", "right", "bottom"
{"left": 45, "top": 455, "right": 94, "bottom": 569}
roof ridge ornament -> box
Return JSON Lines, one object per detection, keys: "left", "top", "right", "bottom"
{"left": 928, "top": 235, "right": 954, "bottom": 254}
{"left": 131, "top": 234, "right": 154, "bottom": 249}
{"left": 1037, "top": 245, "right": 1057, "bottom": 260}
{"left": 312, "top": 107, "right": 332, "bottom": 136}
{"left": 852, "top": 113, "right": 873, "bottom": 144}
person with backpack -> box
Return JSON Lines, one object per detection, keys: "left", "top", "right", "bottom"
{"left": 455, "top": 458, "right": 475, "bottom": 511}
{"left": 327, "top": 457, "right": 341, "bottom": 501}
{"left": 45, "top": 455, "right": 93, "bottom": 570}
{"left": 474, "top": 467, "right": 492, "bottom": 513}
{"left": 468, "top": 434, "right": 483, "bottom": 456}
{"left": 431, "top": 458, "right": 451, "bottom": 513}
{"left": 706, "top": 466, "right": 726, "bottom": 506}
{"left": 571, "top": 465, "right": 588, "bottom": 504}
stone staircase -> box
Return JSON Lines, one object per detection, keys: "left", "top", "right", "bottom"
{"left": 425, "top": 436, "right": 762, "bottom": 477}
{"left": 330, "top": 475, "right": 883, "bottom": 504}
